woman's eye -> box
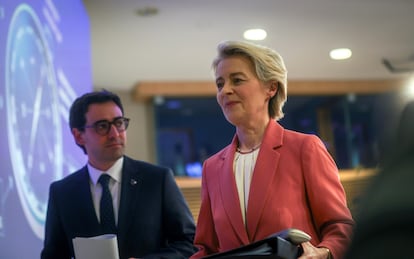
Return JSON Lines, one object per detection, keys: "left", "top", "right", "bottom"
{"left": 233, "top": 78, "right": 244, "bottom": 84}
{"left": 216, "top": 82, "right": 224, "bottom": 89}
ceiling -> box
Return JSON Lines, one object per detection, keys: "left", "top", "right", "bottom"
{"left": 82, "top": 0, "right": 414, "bottom": 91}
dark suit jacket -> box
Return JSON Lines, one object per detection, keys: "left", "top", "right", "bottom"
{"left": 345, "top": 101, "right": 414, "bottom": 259}
{"left": 192, "top": 121, "right": 354, "bottom": 259}
{"left": 41, "top": 156, "right": 197, "bottom": 259}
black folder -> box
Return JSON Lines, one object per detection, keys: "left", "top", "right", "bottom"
{"left": 201, "top": 230, "right": 304, "bottom": 259}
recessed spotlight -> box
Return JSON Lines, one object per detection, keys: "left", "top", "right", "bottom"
{"left": 243, "top": 29, "right": 267, "bottom": 41}
{"left": 330, "top": 48, "right": 352, "bottom": 60}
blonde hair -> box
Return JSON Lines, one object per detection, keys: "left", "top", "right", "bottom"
{"left": 212, "top": 40, "right": 288, "bottom": 120}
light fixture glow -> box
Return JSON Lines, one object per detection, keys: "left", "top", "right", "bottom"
{"left": 408, "top": 84, "right": 414, "bottom": 97}
{"left": 330, "top": 48, "right": 352, "bottom": 60}
{"left": 243, "top": 29, "right": 267, "bottom": 41}
{"left": 406, "top": 76, "right": 414, "bottom": 98}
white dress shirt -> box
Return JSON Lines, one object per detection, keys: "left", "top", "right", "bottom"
{"left": 88, "top": 157, "right": 123, "bottom": 224}
{"left": 233, "top": 149, "right": 259, "bottom": 226}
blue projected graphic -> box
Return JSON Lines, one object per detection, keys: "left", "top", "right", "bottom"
{"left": 5, "top": 4, "right": 63, "bottom": 239}
{"left": 0, "top": 0, "right": 91, "bottom": 257}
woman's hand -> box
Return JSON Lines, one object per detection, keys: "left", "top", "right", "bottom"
{"left": 298, "top": 242, "right": 331, "bottom": 259}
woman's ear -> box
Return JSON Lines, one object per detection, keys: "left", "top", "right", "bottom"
{"left": 268, "top": 82, "right": 278, "bottom": 98}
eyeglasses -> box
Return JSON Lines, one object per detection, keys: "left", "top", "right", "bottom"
{"left": 83, "top": 117, "right": 130, "bottom": 136}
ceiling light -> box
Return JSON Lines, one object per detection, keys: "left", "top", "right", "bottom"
{"left": 330, "top": 48, "right": 352, "bottom": 60}
{"left": 243, "top": 29, "right": 267, "bottom": 41}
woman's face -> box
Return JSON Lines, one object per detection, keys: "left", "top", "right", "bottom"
{"left": 215, "top": 56, "right": 275, "bottom": 127}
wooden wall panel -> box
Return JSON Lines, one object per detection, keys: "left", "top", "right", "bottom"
{"left": 134, "top": 79, "right": 406, "bottom": 102}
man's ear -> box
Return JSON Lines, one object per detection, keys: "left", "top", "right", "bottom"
{"left": 72, "top": 128, "right": 85, "bottom": 146}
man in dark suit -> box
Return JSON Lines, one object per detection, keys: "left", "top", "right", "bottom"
{"left": 41, "top": 90, "right": 197, "bottom": 259}
{"left": 345, "top": 101, "right": 414, "bottom": 259}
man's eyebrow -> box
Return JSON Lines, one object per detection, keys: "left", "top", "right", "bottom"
{"left": 92, "top": 116, "right": 124, "bottom": 123}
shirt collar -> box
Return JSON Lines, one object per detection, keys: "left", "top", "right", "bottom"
{"left": 88, "top": 157, "right": 124, "bottom": 185}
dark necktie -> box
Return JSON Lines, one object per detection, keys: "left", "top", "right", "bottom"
{"left": 98, "top": 174, "right": 117, "bottom": 234}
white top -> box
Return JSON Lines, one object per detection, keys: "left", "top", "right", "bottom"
{"left": 233, "top": 148, "right": 260, "bottom": 226}
{"left": 88, "top": 157, "right": 123, "bottom": 224}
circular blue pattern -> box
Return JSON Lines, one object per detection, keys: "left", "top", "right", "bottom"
{"left": 5, "top": 4, "right": 62, "bottom": 239}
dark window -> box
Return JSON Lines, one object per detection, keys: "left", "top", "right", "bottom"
{"left": 154, "top": 92, "right": 401, "bottom": 176}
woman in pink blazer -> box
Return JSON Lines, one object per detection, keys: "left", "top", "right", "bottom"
{"left": 191, "top": 41, "right": 354, "bottom": 259}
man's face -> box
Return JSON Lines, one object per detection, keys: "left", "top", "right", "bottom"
{"left": 73, "top": 101, "right": 126, "bottom": 170}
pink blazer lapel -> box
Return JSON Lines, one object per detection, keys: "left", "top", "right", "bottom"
{"left": 246, "top": 121, "right": 284, "bottom": 240}
{"left": 218, "top": 139, "right": 250, "bottom": 244}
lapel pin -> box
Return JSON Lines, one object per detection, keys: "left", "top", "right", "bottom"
{"left": 130, "top": 179, "right": 138, "bottom": 186}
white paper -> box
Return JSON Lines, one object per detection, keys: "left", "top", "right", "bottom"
{"left": 73, "top": 234, "right": 120, "bottom": 259}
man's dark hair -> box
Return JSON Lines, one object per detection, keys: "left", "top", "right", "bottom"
{"left": 69, "top": 90, "right": 124, "bottom": 153}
